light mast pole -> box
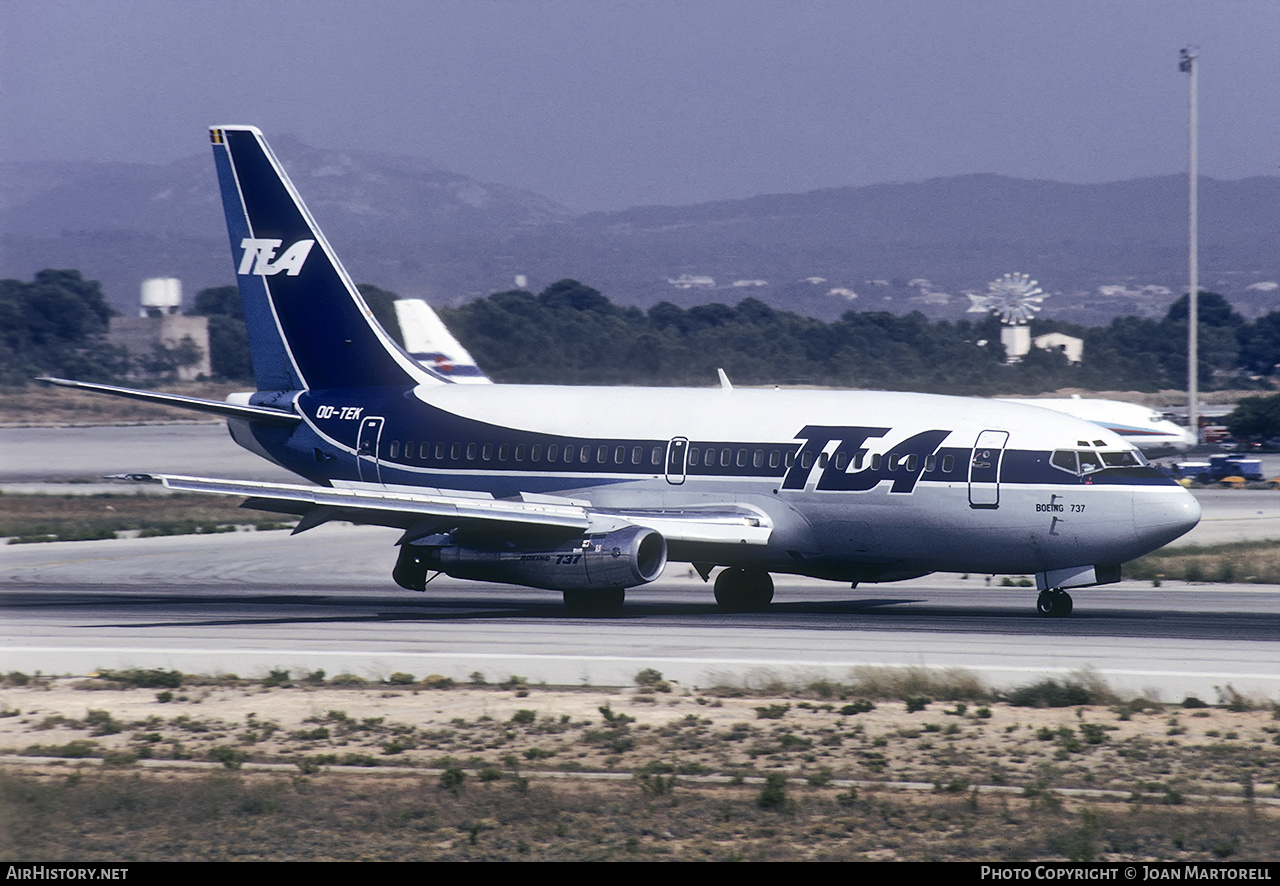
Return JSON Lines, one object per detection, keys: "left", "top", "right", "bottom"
{"left": 1180, "top": 46, "right": 1199, "bottom": 445}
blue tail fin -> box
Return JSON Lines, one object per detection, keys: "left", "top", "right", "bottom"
{"left": 210, "top": 126, "right": 434, "bottom": 392}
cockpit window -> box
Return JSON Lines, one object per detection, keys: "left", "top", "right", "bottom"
{"left": 1101, "top": 450, "right": 1141, "bottom": 468}
{"left": 1051, "top": 449, "right": 1078, "bottom": 473}
{"left": 1053, "top": 447, "right": 1148, "bottom": 476}
{"left": 1078, "top": 452, "right": 1102, "bottom": 474}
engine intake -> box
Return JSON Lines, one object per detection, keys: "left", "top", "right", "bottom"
{"left": 394, "top": 526, "right": 668, "bottom": 592}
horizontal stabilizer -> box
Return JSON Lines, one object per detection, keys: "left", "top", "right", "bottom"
{"left": 39, "top": 378, "right": 300, "bottom": 425}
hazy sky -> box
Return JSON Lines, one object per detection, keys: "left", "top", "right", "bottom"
{"left": 3, "top": 0, "right": 1276, "bottom": 210}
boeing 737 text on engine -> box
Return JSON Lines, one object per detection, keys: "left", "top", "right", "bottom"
{"left": 42, "top": 126, "right": 1201, "bottom": 616}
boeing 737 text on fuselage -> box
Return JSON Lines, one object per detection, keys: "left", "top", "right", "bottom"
{"left": 43, "top": 127, "right": 1200, "bottom": 616}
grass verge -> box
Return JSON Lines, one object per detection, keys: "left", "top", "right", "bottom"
{"left": 1, "top": 668, "right": 1277, "bottom": 861}
{"left": 1125, "top": 539, "right": 1280, "bottom": 585}
{"left": 0, "top": 492, "right": 293, "bottom": 543}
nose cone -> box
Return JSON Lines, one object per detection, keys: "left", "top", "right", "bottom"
{"left": 1133, "top": 486, "right": 1201, "bottom": 551}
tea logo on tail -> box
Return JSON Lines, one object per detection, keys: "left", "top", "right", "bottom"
{"left": 238, "top": 238, "right": 315, "bottom": 276}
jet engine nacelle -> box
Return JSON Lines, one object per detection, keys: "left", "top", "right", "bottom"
{"left": 394, "top": 526, "right": 668, "bottom": 592}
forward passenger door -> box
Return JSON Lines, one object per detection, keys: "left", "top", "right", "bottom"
{"left": 968, "top": 429, "right": 1009, "bottom": 509}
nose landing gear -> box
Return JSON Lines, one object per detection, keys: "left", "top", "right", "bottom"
{"left": 1036, "top": 589, "right": 1073, "bottom": 618}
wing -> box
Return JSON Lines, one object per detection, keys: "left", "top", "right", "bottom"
{"left": 121, "top": 474, "right": 773, "bottom": 547}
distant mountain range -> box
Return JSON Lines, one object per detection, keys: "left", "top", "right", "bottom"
{"left": 3, "top": 137, "right": 1277, "bottom": 326}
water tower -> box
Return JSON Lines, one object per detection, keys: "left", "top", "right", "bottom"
{"left": 140, "top": 277, "right": 182, "bottom": 317}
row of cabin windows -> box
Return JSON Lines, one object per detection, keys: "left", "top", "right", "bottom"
{"left": 382, "top": 439, "right": 957, "bottom": 475}
{"left": 386, "top": 440, "right": 668, "bottom": 466}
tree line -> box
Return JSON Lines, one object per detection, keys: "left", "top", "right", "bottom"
{"left": 438, "top": 279, "right": 1280, "bottom": 397}
{"left": 4, "top": 271, "right": 1279, "bottom": 405}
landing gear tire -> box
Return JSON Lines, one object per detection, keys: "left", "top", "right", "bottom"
{"left": 1036, "top": 589, "right": 1073, "bottom": 618}
{"left": 392, "top": 545, "right": 430, "bottom": 591}
{"left": 563, "top": 587, "right": 625, "bottom": 616}
{"left": 714, "top": 568, "right": 774, "bottom": 612}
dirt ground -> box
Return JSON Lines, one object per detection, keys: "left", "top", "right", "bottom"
{"left": 1, "top": 676, "right": 1277, "bottom": 861}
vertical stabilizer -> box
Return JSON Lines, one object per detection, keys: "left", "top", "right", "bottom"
{"left": 210, "top": 126, "right": 436, "bottom": 392}
{"left": 393, "top": 298, "right": 492, "bottom": 384}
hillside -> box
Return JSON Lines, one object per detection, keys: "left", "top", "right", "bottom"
{"left": 2, "top": 139, "right": 1276, "bottom": 326}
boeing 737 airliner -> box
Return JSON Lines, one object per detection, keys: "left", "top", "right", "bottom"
{"left": 43, "top": 126, "right": 1201, "bottom": 616}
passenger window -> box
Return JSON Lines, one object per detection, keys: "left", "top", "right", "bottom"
{"left": 854, "top": 452, "right": 864, "bottom": 469}
{"left": 420, "top": 442, "right": 430, "bottom": 460}
{"left": 632, "top": 446, "right": 643, "bottom": 465}
{"left": 481, "top": 443, "right": 492, "bottom": 461}
{"left": 941, "top": 455, "right": 954, "bottom": 473}
{"left": 753, "top": 450, "right": 764, "bottom": 468}
{"left": 924, "top": 455, "right": 936, "bottom": 472}
{"left": 614, "top": 445, "right": 625, "bottom": 464}
{"left": 905, "top": 454, "right": 918, "bottom": 472}
{"left": 871, "top": 453, "right": 882, "bottom": 471}
{"left": 801, "top": 452, "right": 813, "bottom": 469}
{"left": 389, "top": 441, "right": 400, "bottom": 459}
{"left": 436, "top": 443, "right": 446, "bottom": 460}
{"left": 596, "top": 444, "right": 607, "bottom": 464}
{"left": 450, "top": 443, "right": 461, "bottom": 460}
{"left": 705, "top": 448, "right": 715, "bottom": 467}
{"left": 834, "top": 452, "right": 848, "bottom": 470}
{"left": 737, "top": 449, "right": 748, "bottom": 468}
{"left": 498, "top": 444, "right": 509, "bottom": 461}
{"left": 769, "top": 450, "right": 780, "bottom": 469}
{"left": 651, "top": 446, "right": 663, "bottom": 466}
{"left": 688, "top": 447, "right": 700, "bottom": 465}
{"left": 817, "top": 452, "right": 828, "bottom": 468}
{"left": 466, "top": 443, "right": 477, "bottom": 460}
{"left": 721, "top": 449, "right": 732, "bottom": 467}
{"left": 515, "top": 444, "right": 525, "bottom": 462}
{"left": 544, "top": 444, "right": 555, "bottom": 462}
{"left": 886, "top": 452, "right": 897, "bottom": 471}
{"left": 785, "top": 451, "right": 796, "bottom": 468}
{"left": 580, "top": 445, "right": 591, "bottom": 463}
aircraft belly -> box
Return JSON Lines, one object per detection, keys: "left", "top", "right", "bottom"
{"left": 788, "top": 483, "right": 1145, "bottom": 576}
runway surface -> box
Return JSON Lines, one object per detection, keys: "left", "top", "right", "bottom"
{"left": 3, "top": 528, "right": 1278, "bottom": 700}
{"left": 3, "top": 424, "right": 1278, "bottom": 699}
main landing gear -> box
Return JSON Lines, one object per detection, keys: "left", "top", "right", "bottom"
{"left": 1036, "top": 589, "right": 1073, "bottom": 618}
{"left": 563, "top": 587, "right": 625, "bottom": 616}
{"left": 714, "top": 567, "right": 774, "bottom": 613}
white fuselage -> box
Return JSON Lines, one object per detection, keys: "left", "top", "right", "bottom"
{"left": 290, "top": 383, "right": 1201, "bottom": 582}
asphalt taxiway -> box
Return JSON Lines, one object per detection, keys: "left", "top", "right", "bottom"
{"left": 2, "top": 424, "right": 1278, "bottom": 698}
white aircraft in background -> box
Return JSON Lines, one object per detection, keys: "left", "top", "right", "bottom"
{"left": 393, "top": 300, "right": 1197, "bottom": 453}
{"left": 393, "top": 298, "right": 491, "bottom": 384}
{"left": 1006, "top": 397, "right": 1195, "bottom": 452}
{"left": 41, "top": 126, "right": 1200, "bottom": 618}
